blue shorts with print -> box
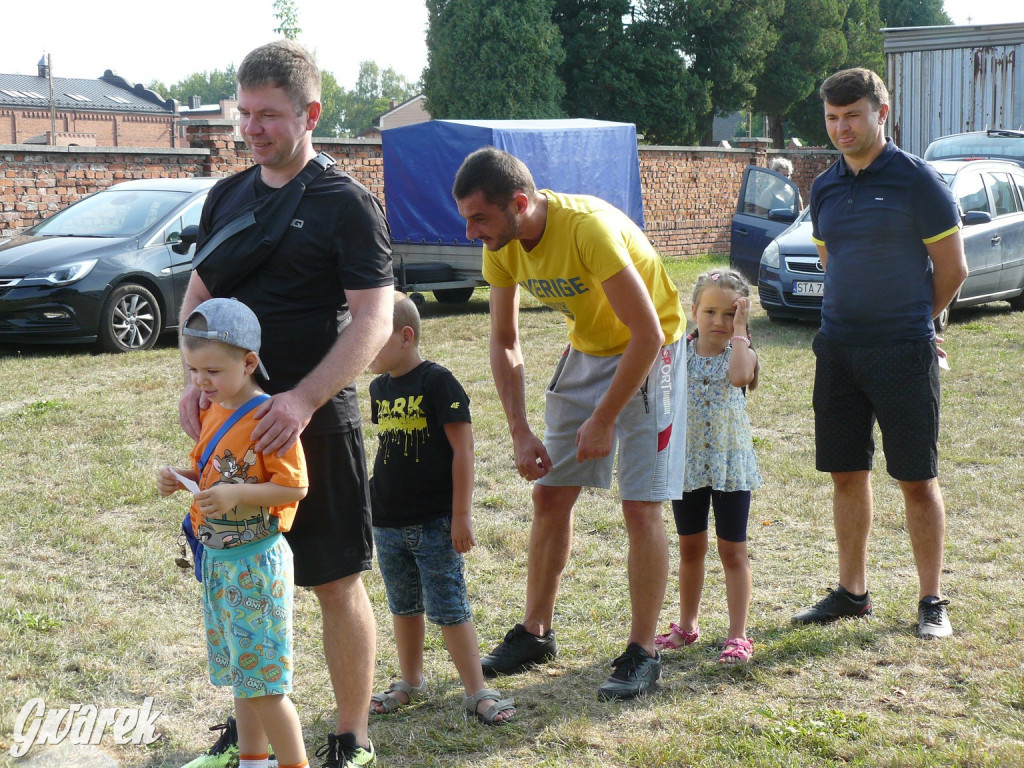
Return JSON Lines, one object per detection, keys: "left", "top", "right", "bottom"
{"left": 202, "top": 534, "right": 294, "bottom": 699}
{"left": 373, "top": 516, "right": 472, "bottom": 626}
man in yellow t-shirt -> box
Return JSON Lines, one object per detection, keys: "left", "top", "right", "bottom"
{"left": 453, "top": 147, "right": 686, "bottom": 701}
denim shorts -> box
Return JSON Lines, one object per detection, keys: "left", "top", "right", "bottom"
{"left": 372, "top": 516, "right": 472, "bottom": 626}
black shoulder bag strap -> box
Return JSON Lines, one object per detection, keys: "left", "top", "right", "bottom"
{"left": 194, "top": 152, "right": 337, "bottom": 294}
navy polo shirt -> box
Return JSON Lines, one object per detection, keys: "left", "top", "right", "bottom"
{"left": 810, "top": 140, "right": 960, "bottom": 345}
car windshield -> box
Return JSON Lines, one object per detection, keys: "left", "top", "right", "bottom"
{"left": 30, "top": 189, "right": 189, "bottom": 238}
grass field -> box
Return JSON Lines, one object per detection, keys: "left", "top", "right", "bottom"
{"left": 1, "top": 254, "right": 1023, "bottom": 767}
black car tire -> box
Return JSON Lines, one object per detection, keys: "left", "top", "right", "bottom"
{"left": 934, "top": 303, "right": 950, "bottom": 333}
{"left": 433, "top": 286, "right": 475, "bottom": 304}
{"left": 1008, "top": 291, "right": 1024, "bottom": 311}
{"left": 98, "top": 283, "right": 163, "bottom": 353}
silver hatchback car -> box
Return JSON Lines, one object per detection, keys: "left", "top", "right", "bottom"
{"left": 757, "top": 158, "right": 1024, "bottom": 331}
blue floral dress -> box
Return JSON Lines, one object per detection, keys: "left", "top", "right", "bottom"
{"left": 682, "top": 339, "right": 762, "bottom": 493}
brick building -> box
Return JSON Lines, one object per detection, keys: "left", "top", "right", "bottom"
{"left": 0, "top": 61, "right": 179, "bottom": 148}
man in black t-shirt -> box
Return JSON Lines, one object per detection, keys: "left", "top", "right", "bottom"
{"left": 177, "top": 40, "right": 393, "bottom": 768}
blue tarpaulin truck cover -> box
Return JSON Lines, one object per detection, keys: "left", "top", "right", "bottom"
{"left": 381, "top": 119, "right": 644, "bottom": 246}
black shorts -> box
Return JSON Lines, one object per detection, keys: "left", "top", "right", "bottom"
{"left": 812, "top": 333, "right": 940, "bottom": 482}
{"left": 671, "top": 487, "right": 751, "bottom": 542}
{"left": 283, "top": 429, "right": 373, "bottom": 587}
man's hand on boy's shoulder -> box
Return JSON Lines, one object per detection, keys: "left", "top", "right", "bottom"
{"left": 251, "top": 390, "right": 315, "bottom": 456}
{"left": 451, "top": 515, "right": 475, "bottom": 554}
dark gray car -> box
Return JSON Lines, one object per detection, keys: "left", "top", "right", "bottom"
{"left": 0, "top": 177, "right": 215, "bottom": 352}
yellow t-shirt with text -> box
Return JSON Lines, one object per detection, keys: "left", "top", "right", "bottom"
{"left": 482, "top": 191, "right": 683, "bottom": 356}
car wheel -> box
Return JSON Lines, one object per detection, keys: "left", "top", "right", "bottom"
{"left": 1008, "top": 291, "right": 1024, "bottom": 311}
{"left": 934, "top": 303, "right": 950, "bottom": 333}
{"left": 409, "top": 292, "right": 427, "bottom": 310}
{"left": 98, "top": 283, "right": 162, "bottom": 353}
{"left": 433, "top": 286, "right": 475, "bottom": 304}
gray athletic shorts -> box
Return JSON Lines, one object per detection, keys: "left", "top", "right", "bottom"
{"left": 538, "top": 339, "right": 686, "bottom": 501}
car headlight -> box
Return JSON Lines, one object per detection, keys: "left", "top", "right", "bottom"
{"left": 761, "top": 240, "right": 780, "bottom": 269}
{"left": 19, "top": 259, "right": 99, "bottom": 286}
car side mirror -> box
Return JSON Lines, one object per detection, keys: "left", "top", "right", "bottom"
{"left": 767, "top": 208, "right": 797, "bottom": 223}
{"left": 172, "top": 224, "right": 199, "bottom": 255}
{"left": 962, "top": 210, "right": 992, "bottom": 226}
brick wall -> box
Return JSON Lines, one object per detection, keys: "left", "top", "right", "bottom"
{"left": 0, "top": 108, "right": 175, "bottom": 147}
{"left": 0, "top": 119, "right": 837, "bottom": 255}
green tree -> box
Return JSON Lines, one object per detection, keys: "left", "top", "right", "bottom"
{"left": 786, "top": 0, "right": 885, "bottom": 146}
{"left": 316, "top": 70, "right": 345, "bottom": 137}
{"left": 751, "top": 0, "right": 849, "bottom": 148}
{"left": 878, "top": 0, "right": 950, "bottom": 27}
{"left": 553, "top": 0, "right": 633, "bottom": 120}
{"left": 674, "top": 0, "right": 786, "bottom": 144}
{"left": 149, "top": 66, "right": 238, "bottom": 106}
{"left": 552, "top": 0, "right": 708, "bottom": 143}
{"left": 273, "top": 0, "right": 302, "bottom": 39}
{"left": 423, "top": 0, "right": 565, "bottom": 119}
{"left": 333, "top": 61, "right": 420, "bottom": 137}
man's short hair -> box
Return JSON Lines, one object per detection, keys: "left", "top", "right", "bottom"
{"left": 452, "top": 147, "right": 536, "bottom": 206}
{"left": 392, "top": 292, "right": 421, "bottom": 342}
{"left": 238, "top": 40, "right": 321, "bottom": 114}
{"left": 819, "top": 68, "right": 889, "bottom": 109}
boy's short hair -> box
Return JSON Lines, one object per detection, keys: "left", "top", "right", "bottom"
{"left": 392, "top": 292, "right": 421, "bottom": 343}
{"left": 819, "top": 68, "right": 889, "bottom": 109}
{"left": 238, "top": 40, "right": 321, "bottom": 115}
{"left": 182, "top": 298, "right": 269, "bottom": 378}
{"left": 452, "top": 147, "right": 536, "bottom": 207}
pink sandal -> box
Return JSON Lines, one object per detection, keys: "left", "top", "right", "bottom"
{"left": 655, "top": 622, "right": 700, "bottom": 650}
{"left": 718, "top": 637, "right": 753, "bottom": 664}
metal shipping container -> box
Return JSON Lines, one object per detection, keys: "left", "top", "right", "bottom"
{"left": 884, "top": 23, "right": 1024, "bottom": 157}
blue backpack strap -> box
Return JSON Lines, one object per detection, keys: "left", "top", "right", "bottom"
{"left": 196, "top": 393, "right": 271, "bottom": 474}
{"left": 186, "top": 393, "right": 270, "bottom": 583}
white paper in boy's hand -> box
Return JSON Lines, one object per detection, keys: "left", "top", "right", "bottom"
{"left": 171, "top": 468, "right": 200, "bottom": 495}
{"left": 938, "top": 354, "right": 950, "bottom": 371}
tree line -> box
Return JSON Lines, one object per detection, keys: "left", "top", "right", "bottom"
{"left": 149, "top": 0, "right": 950, "bottom": 147}
{"left": 423, "top": 0, "right": 950, "bottom": 147}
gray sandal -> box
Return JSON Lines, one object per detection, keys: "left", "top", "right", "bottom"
{"left": 463, "top": 688, "right": 516, "bottom": 726}
{"left": 370, "top": 678, "right": 426, "bottom": 714}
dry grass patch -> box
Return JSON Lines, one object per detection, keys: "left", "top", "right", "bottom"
{"left": 2, "top": 255, "right": 1023, "bottom": 767}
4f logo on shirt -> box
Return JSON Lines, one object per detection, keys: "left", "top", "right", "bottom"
{"left": 450, "top": 401, "right": 461, "bottom": 409}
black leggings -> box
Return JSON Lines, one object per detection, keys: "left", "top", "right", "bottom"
{"left": 671, "top": 487, "right": 751, "bottom": 543}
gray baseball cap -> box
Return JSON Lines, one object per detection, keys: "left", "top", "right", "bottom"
{"left": 182, "top": 297, "right": 269, "bottom": 379}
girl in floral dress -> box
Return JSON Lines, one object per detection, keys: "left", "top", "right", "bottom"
{"left": 656, "top": 269, "right": 762, "bottom": 663}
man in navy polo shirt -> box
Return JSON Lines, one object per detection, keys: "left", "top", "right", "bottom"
{"left": 791, "top": 68, "right": 967, "bottom": 639}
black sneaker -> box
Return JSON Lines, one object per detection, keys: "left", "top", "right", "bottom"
{"left": 179, "top": 716, "right": 277, "bottom": 768}
{"left": 596, "top": 643, "right": 661, "bottom": 701}
{"left": 792, "top": 586, "right": 872, "bottom": 624}
{"left": 917, "top": 596, "right": 953, "bottom": 639}
{"left": 481, "top": 623, "right": 557, "bottom": 677}
{"left": 180, "top": 717, "right": 238, "bottom": 768}
{"left": 314, "top": 732, "right": 376, "bottom": 768}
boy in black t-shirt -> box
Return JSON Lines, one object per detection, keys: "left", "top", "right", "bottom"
{"left": 367, "top": 293, "right": 515, "bottom": 726}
